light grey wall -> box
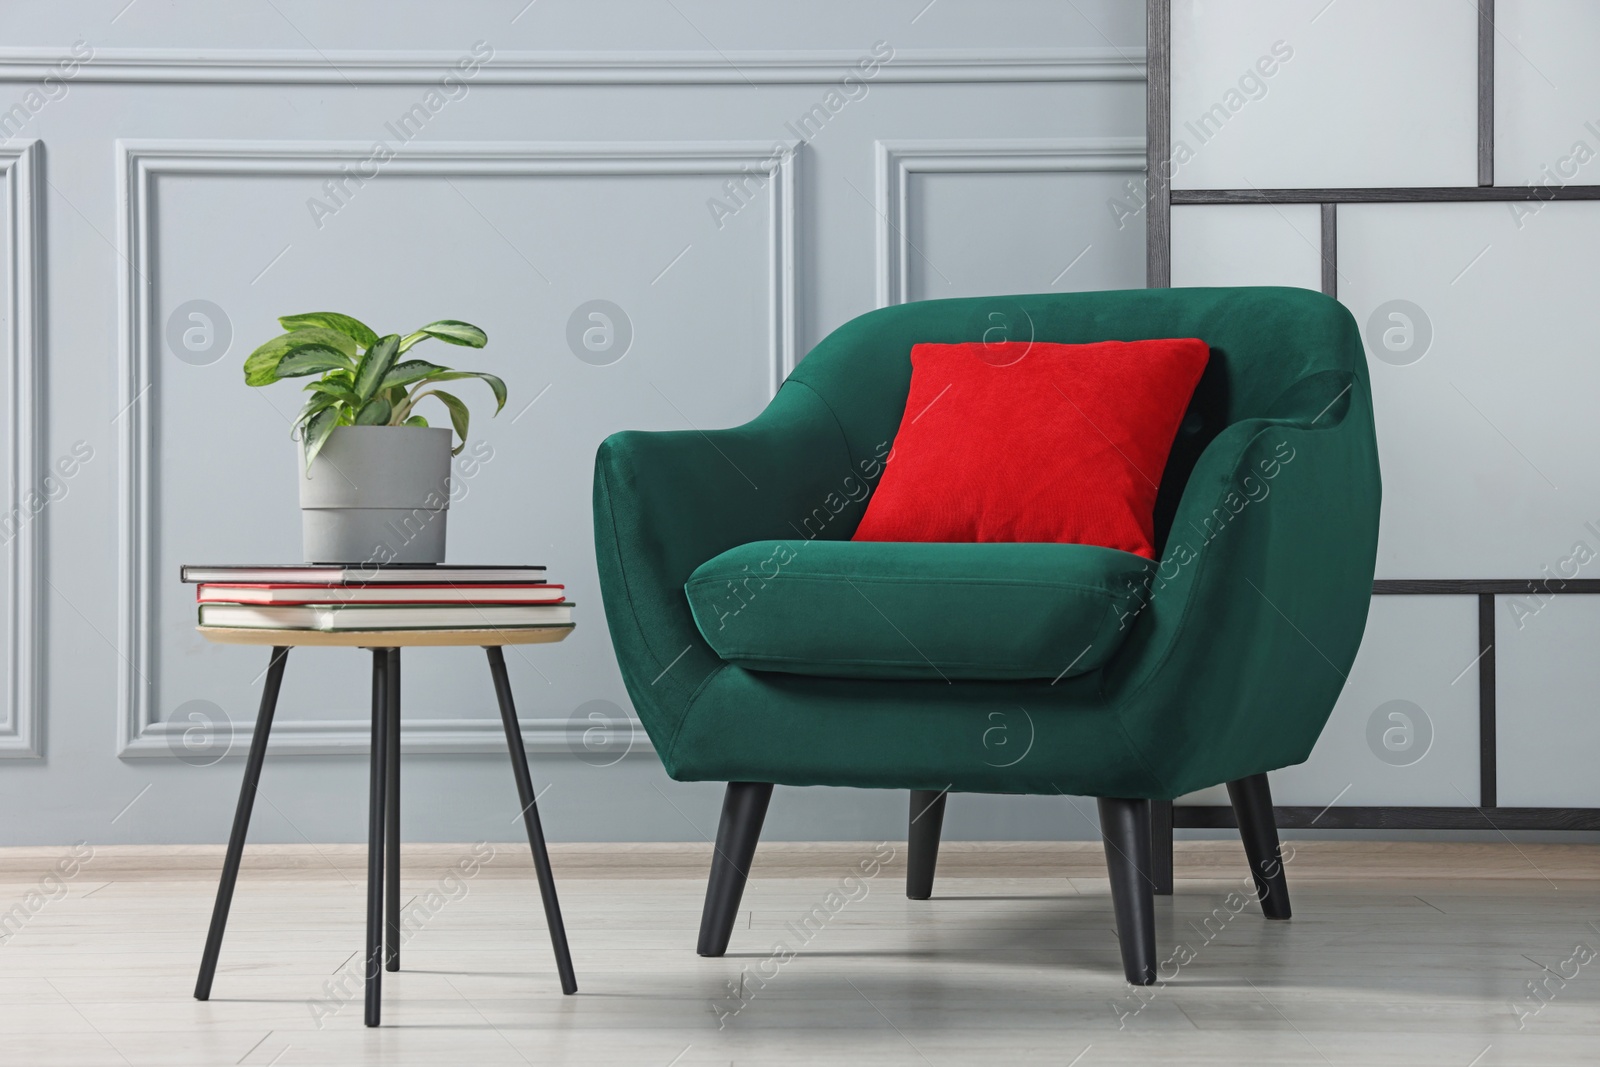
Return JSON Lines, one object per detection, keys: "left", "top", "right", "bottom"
{"left": 1169, "top": 0, "right": 1600, "bottom": 822}
{"left": 0, "top": 1, "right": 1149, "bottom": 844}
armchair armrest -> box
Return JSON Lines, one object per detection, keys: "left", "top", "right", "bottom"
{"left": 1105, "top": 369, "right": 1382, "bottom": 796}
{"left": 593, "top": 381, "right": 870, "bottom": 755}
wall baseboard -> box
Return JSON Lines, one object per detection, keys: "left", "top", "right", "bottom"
{"left": 3, "top": 838, "right": 1589, "bottom": 881}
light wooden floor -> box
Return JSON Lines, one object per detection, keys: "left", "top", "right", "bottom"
{"left": 1, "top": 840, "right": 1596, "bottom": 1065}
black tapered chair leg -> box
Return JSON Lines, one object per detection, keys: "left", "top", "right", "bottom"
{"left": 1227, "top": 773, "right": 1291, "bottom": 920}
{"left": 194, "top": 647, "right": 290, "bottom": 1001}
{"left": 697, "top": 782, "right": 774, "bottom": 957}
{"left": 384, "top": 649, "right": 402, "bottom": 971}
{"left": 907, "top": 789, "right": 948, "bottom": 900}
{"left": 364, "top": 649, "right": 388, "bottom": 1027}
{"left": 1150, "top": 799, "right": 1174, "bottom": 895}
{"left": 1098, "top": 796, "right": 1157, "bottom": 985}
{"left": 487, "top": 646, "right": 578, "bottom": 995}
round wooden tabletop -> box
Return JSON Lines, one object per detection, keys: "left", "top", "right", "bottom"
{"left": 197, "top": 625, "right": 574, "bottom": 648}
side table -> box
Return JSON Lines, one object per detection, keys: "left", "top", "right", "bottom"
{"left": 190, "top": 626, "right": 578, "bottom": 1027}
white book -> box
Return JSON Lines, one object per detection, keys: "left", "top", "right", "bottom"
{"left": 198, "top": 602, "right": 573, "bottom": 631}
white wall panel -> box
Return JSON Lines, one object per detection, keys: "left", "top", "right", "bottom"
{"left": 1171, "top": 0, "right": 1476, "bottom": 189}
{"left": 1496, "top": 596, "right": 1600, "bottom": 807}
{"left": 0, "top": 163, "right": 17, "bottom": 756}
{"left": 893, "top": 142, "right": 1146, "bottom": 304}
{"left": 1170, "top": 203, "right": 1320, "bottom": 289}
{"left": 135, "top": 146, "right": 786, "bottom": 757}
{"left": 0, "top": 147, "right": 41, "bottom": 759}
{"left": 906, "top": 169, "right": 1146, "bottom": 301}
{"left": 1339, "top": 201, "right": 1600, "bottom": 578}
{"left": 1494, "top": 0, "right": 1600, "bottom": 186}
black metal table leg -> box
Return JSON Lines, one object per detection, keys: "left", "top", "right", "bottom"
{"left": 486, "top": 646, "right": 578, "bottom": 995}
{"left": 385, "top": 649, "right": 401, "bottom": 971}
{"left": 194, "top": 647, "right": 290, "bottom": 1001}
{"left": 364, "top": 649, "right": 388, "bottom": 1027}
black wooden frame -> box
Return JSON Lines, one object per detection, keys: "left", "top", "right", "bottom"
{"left": 1145, "top": 0, "right": 1600, "bottom": 839}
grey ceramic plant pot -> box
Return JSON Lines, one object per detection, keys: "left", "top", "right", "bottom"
{"left": 299, "top": 426, "right": 453, "bottom": 564}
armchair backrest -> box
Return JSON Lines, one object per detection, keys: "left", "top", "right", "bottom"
{"left": 785, "top": 286, "right": 1371, "bottom": 554}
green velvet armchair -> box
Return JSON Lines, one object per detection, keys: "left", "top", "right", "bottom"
{"left": 592, "top": 286, "right": 1381, "bottom": 983}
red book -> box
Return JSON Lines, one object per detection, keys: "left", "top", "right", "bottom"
{"left": 197, "top": 583, "right": 566, "bottom": 606}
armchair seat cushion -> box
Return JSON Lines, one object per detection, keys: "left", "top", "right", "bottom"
{"left": 684, "top": 540, "right": 1154, "bottom": 681}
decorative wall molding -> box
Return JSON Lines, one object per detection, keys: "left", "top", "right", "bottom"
{"left": 0, "top": 141, "right": 42, "bottom": 758}
{"left": 873, "top": 137, "right": 1145, "bottom": 306}
{"left": 115, "top": 138, "right": 798, "bottom": 758}
{"left": 0, "top": 47, "right": 1145, "bottom": 86}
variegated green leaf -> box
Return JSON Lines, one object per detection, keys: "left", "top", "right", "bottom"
{"left": 244, "top": 327, "right": 358, "bottom": 385}
{"left": 278, "top": 312, "right": 379, "bottom": 349}
{"left": 293, "top": 393, "right": 338, "bottom": 432}
{"left": 302, "top": 405, "right": 340, "bottom": 469}
{"left": 274, "top": 344, "right": 355, "bottom": 379}
{"left": 425, "top": 370, "right": 507, "bottom": 415}
{"left": 379, "top": 360, "right": 449, "bottom": 391}
{"left": 427, "top": 389, "right": 470, "bottom": 455}
{"left": 398, "top": 319, "right": 487, "bottom": 353}
{"left": 352, "top": 334, "right": 401, "bottom": 403}
{"left": 354, "top": 397, "right": 392, "bottom": 425}
{"left": 304, "top": 380, "right": 361, "bottom": 406}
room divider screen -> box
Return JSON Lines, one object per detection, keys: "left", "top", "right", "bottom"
{"left": 1146, "top": 0, "right": 1600, "bottom": 884}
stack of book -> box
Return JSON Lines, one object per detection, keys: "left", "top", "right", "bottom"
{"left": 182, "top": 564, "right": 572, "bottom": 632}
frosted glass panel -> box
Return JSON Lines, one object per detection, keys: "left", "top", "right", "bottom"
{"left": 1171, "top": 0, "right": 1476, "bottom": 189}
{"left": 1496, "top": 596, "right": 1600, "bottom": 807}
{"left": 1170, "top": 204, "right": 1321, "bottom": 289}
{"left": 1339, "top": 201, "right": 1600, "bottom": 577}
{"left": 1494, "top": 0, "right": 1600, "bottom": 186}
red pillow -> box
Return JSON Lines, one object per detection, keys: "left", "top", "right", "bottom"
{"left": 853, "top": 339, "right": 1209, "bottom": 558}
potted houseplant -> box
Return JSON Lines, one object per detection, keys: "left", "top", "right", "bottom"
{"left": 243, "top": 311, "right": 506, "bottom": 565}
